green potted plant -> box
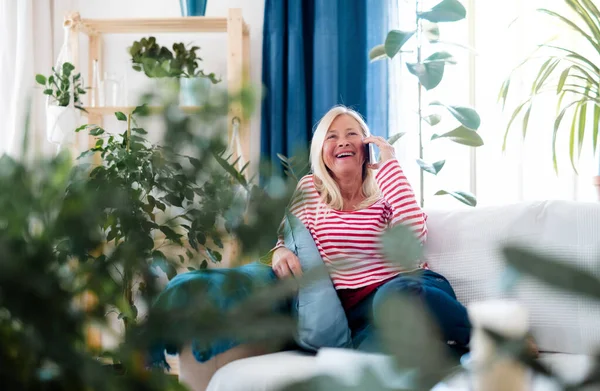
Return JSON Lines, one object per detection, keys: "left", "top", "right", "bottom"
{"left": 370, "top": 0, "right": 482, "bottom": 207}
{"left": 499, "top": 0, "right": 600, "bottom": 195}
{"left": 128, "top": 37, "right": 220, "bottom": 106}
{"left": 68, "top": 104, "right": 244, "bottom": 331}
{"left": 35, "top": 61, "right": 87, "bottom": 146}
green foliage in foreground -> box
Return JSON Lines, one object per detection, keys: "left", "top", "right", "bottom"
{"left": 1, "top": 85, "right": 600, "bottom": 390}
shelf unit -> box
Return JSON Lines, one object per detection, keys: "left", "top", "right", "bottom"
{"left": 82, "top": 106, "right": 205, "bottom": 116}
{"left": 62, "top": 9, "right": 251, "bottom": 356}
{"left": 65, "top": 9, "right": 251, "bottom": 171}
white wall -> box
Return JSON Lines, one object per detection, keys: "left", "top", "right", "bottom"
{"left": 52, "top": 0, "right": 265, "bottom": 169}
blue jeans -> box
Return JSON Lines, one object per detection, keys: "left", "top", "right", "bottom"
{"left": 345, "top": 269, "right": 471, "bottom": 357}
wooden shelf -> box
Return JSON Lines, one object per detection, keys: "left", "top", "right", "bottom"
{"left": 78, "top": 17, "right": 249, "bottom": 35}
{"left": 82, "top": 106, "right": 204, "bottom": 116}
{"left": 68, "top": 8, "right": 250, "bottom": 177}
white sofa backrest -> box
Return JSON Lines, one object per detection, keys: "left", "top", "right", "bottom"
{"left": 423, "top": 200, "right": 600, "bottom": 355}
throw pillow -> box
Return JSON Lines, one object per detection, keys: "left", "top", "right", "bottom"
{"left": 283, "top": 211, "right": 352, "bottom": 351}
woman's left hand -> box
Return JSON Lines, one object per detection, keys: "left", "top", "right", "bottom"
{"left": 363, "top": 136, "right": 395, "bottom": 170}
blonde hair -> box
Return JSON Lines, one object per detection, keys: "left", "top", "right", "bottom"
{"left": 310, "top": 105, "right": 381, "bottom": 211}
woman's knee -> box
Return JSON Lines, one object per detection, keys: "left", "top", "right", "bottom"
{"left": 371, "top": 276, "right": 471, "bottom": 348}
{"left": 372, "top": 277, "right": 424, "bottom": 317}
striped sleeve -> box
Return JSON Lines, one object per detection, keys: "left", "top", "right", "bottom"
{"left": 375, "top": 159, "right": 427, "bottom": 243}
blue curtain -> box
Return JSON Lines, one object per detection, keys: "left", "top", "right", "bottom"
{"left": 179, "top": 0, "right": 207, "bottom": 16}
{"left": 261, "top": 0, "right": 392, "bottom": 174}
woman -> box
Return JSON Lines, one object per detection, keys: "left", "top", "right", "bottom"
{"left": 270, "top": 106, "right": 472, "bottom": 355}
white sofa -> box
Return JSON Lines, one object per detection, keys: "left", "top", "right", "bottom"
{"left": 177, "top": 200, "right": 600, "bottom": 391}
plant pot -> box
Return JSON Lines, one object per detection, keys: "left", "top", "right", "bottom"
{"left": 179, "top": 77, "right": 211, "bottom": 107}
{"left": 46, "top": 104, "right": 80, "bottom": 146}
{"left": 150, "top": 78, "right": 180, "bottom": 106}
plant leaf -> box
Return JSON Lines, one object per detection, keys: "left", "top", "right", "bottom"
{"left": 530, "top": 58, "right": 559, "bottom": 94}
{"left": 569, "top": 101, "right": 582, "bottom": 174}
{"left": 419, "top": 0, "right": 467, "bottom": 23}
{"left": 434, "top": 189, "right": 477, "bottom": 206}
{"left": 188, "top": 156, "right": 202, "bottom": 169}
{"left": 406, "top": 61, "right": 445, "bottom": 90}
{"left": 206, "top": 248, "right": 222, "bottom": 263}
{"left": 578, "top": 99, "right": 588, "bottom": 160}
{"left": 212, "top": 152, "right": 247, "bottom": 188}
{"left": 152, "top": 250, "right": 177, "bottom": 280}
{"left": 502, "top": 246, "right": 600, "bottom": 301}
{"left": 35, "top": 74, "right": 47, "bottom": 85}
{"left": 431, "top": 125, "right": 484, "bottom": 147}
{"left": 369, "top": 44, "right": 387, "bottom": 62}
{"left": 387, "top": 132, "right": 406, "bottom": 145}
{"left": 498, "top": 78, "right": 511, "bottom": 111}
{"left": 380, "top": 224, "right": 423, "bottom": 269}
{"left": 115, "top": 112, "right": 127, "bottom": 121}
{"left": 537, "top": 8, "right": 600, "bottom": 55}
{"left": 132, "top": 127, "right": 147, "bottom": 134}
{"left": 423, "top": 51, "right": 456, "bottom": 64}
{"left": 375, "top": 295, "right": 452, "bottom": 389}
{"left": 522, "top": 103, "right": 532, "bottom": 140}
{"left": 160, "top": 225, "right": 182, "bottom": 244}
{"left": 89, "top": 127, "right": 104, "bottom": 136}
{"left": 132, "top": 104, "right": 149, "bottom": 116}
{"left": 384, "top": 30, "right": 415, "bottom": 58}
{"left": 429, "top": 101, "right": 480, "bottom": 130}
{"left": 423, "top": 21, "right": 440, "bottom": 42}
{"left": 553, "top": 100, "right": 581, "bottom": 174}
{"left": 423, "top": 114, "right": 442, "bottom": 126}
{"left": 593, "top": 101, "right": 600, "bottom": 156}
{"left": 416, "top": 159, "right": 446, "bottom": 175}
{"left": 503, "top": 99, "right": 531, "bottom": 151}
{"left": 557, "top": 67, "right": 570, "bottom": 94}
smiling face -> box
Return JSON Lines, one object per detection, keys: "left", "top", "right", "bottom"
{"left": 322, "top": 114, "right": 367, "bottom": 179}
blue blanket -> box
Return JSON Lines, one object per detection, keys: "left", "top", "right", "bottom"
{"left": 148, "top": 261, "right": 279, "bottom": 369}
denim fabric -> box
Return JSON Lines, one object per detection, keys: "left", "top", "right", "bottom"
{"left": 346, "top": 269, "right": 471, "bottom": 357}
{"left": 283, "top": 212, "right": 352, "bottom": 351}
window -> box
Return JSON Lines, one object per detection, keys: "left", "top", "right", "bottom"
{"left": 390, "top": 0, "right": 599, "bottom": 209}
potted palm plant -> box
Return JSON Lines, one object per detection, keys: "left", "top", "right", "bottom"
{"left": 499, "top": 0, "right": 600, "bottom": 198}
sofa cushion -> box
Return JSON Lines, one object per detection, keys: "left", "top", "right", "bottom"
{"left": 206, "top": 351, "right": 321, "bottom": 391}
{"left": 423, "top": 200, "right": 600, "bottom": 355}
{"left": 283, "top": 212, "right": 352, "bottom": 351}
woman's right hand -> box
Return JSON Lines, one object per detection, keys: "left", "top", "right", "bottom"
{"left": 272, "top": 247, "right": 303, "bottom": 278}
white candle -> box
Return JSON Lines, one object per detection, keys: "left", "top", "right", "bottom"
{"left": 467, "top": 300, "right": 530, "bottom": 391}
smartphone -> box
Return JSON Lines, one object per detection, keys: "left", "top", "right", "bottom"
{"left": 365, "top": 143, "right": 377, "bottom": 165}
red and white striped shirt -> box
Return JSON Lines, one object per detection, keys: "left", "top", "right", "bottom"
{"left": 274, "top": 159, "right": 428, "bottom": 291}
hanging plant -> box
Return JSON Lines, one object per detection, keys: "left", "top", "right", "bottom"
{"left": 35, "top": 62, "right": 87, "bottom": 111}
